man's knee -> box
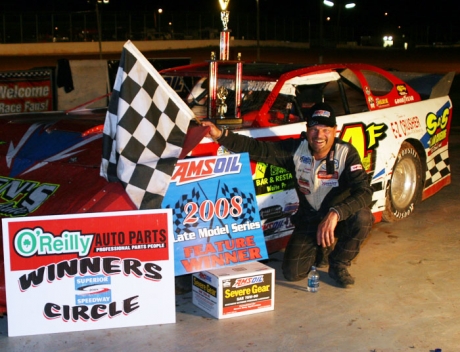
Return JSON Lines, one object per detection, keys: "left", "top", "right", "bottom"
{"left": 282, "top": 255, "right": 315, "bottom": 282}
{"left": 351, "top": 207, "right": 374, "bottom": 228}
{"left": 282, "top": 265, "right": 305, "bottom": 282}
{"left": 337, "top": 208, "right": 373, "bottom": 242}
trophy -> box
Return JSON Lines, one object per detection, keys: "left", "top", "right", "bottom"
{"left": 209, "top": 0, "right": 242, "bottom": 125}
{"left": 219, "top": 0, "right": 231, "bottom": 60}
{"left": 219, "top": 0, "right": 230, "bottom": 31}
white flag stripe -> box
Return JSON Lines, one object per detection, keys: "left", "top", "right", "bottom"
{"left": 123, "top": 41, "right": 194, "bottom": 123}
{"left": 100, "top": 40, "right": 195, "bottom": 209}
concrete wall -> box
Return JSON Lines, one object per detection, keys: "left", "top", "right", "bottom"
{"left": 0, "top": 40, "right": 309, "bottom": 56}
{"left": 57, "top": 60, "right": 109, "bottom": 110}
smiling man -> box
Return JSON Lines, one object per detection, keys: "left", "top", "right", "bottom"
{"left": 202, "top": 102, "right": 374, "bottom": 288}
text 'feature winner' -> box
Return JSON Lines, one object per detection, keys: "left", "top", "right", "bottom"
{"left": 162, "top": 153, "right": 268, "bottom": 276}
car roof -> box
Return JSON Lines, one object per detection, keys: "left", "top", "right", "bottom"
{"left": 161, "top": 62, "right": 311, "bottom": 81}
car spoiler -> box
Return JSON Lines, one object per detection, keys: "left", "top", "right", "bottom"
{"left": 390, "top": 71, "right": 455, "bottom": 100}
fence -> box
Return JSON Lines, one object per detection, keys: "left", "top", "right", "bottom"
{"left": 1, "top": 10, "right": 459, "bottom": 47}
{"left": 0, "top": 10, "right": 358, "bottom": 46}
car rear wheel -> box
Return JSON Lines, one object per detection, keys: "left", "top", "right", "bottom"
{"left": 382, "top": 142, "right": 423, "bottom": 222}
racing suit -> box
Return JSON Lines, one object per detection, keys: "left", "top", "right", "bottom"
{"left": 217, "top": 130, "right": 374, "bottom": 281}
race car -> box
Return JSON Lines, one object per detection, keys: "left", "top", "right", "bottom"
{"left": 162, "top": 61, "right": 454, "bottom": 248}
{"left": 0, "top": 60, "right": 454, "bottom": 314}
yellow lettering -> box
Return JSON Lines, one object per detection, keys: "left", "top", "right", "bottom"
{"left": 224, "top": 288, "right": 251, "bottom": 299}
{"left": 440, "top": 107, "right": 449, "bottom": 130}
{"left": 251, "top": 284, "right": 270, "bottom": 294}
{"left": 426, "top": 112, "right": 438, "bottom": 135}
{"left": 366, "top": 124, "right": 386, "bottom": 149}
{"left": 341, "top": 125, "right": 366, "bottom": 161}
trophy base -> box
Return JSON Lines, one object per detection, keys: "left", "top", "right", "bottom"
{"left": 215, "top": 118, "right": 243, "bottom": 125}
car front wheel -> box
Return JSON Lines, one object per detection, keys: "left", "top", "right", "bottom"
{"left": 382, "top": 142, "right": 423, "bottom": 222}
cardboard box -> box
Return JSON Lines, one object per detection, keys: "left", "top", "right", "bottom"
{"left": 192, "top": 262, "right": 275, "bottom": 319}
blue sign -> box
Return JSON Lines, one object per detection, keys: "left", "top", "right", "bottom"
{"left": 162, "top": 153, "right": 268, "bottom": 276}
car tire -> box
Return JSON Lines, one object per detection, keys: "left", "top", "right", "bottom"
{"left": 382, "top": 142, "right": 423, "bottom": 222}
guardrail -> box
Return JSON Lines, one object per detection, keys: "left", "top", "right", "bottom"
{"left": 0, "top": 39, "right": 310, "bottom": 57}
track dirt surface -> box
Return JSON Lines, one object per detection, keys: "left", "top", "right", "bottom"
{"left": 1, "top": 46, "right": 460, "bottom": 351}
{"left": 2, "top": 46, "right": 460, "bottom": 74}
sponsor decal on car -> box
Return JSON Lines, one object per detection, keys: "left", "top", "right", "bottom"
{"left": 339, "top": 122, "right": 388, "bottom": 173}
{"left": 424, "top": 103, "right": 450, "bottom": 152}
{"left": 391, "top": 116, "right": 423, "bottom": 139}
{"left": 395, "top": 95, "right": 415, "bottom": 104}
{"left": 376, "top": 97, "right": 390, "bottom": 108}
{"left": 0, "top": 176, "right": 59, "bottom": 217}
{"left": 396, "top": 84, "right": 408, "bottom": 96}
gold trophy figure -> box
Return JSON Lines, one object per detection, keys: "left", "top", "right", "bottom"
{"left": 217, "top": 86, "right": 229, "bottom": 119}
{"left": 219, "top": 0, "right": 230, "bottom": 31}
{"left": 221, "top": 11, "right": 230, "bottom": 31}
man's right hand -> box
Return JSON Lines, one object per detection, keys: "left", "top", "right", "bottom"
{"left": 201, "top": 121, "right": 223, "bottom": 141}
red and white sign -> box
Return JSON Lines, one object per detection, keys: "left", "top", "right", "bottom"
{"left": 2, "top": 209, "right": 175, "bottom": 336}
{"left": 0, "top": 69, "right": 54, "bottom": 114}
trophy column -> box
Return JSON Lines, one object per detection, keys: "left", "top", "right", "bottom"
{"left": 219, "top": 0, "right": 230, "bottom": 61}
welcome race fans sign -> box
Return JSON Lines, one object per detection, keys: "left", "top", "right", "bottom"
{"left": 2, "top": 209, "right": 175, "bottom": 337}
{"left": 162, "top": 153, "right": 268, "bottom": 276}
{"left": 0, "top": 69, "right": 54, "bottom": 114}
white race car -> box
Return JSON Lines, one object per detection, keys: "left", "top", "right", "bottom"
{"left": 162, "top": 62, "right": 454, "bottom": 252}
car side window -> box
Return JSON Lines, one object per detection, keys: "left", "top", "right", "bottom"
{"left": 361, "top": 70, "right": 393, "bottom": 96}
{"left": 323, "top": 79, "right": 369, "bottom": 116}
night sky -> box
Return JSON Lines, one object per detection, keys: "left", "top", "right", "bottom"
{"left": 1, "top": 0, "right": 458, "bottom": 32}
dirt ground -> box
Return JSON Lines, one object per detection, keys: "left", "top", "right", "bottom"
{"left": 1, "top": 45, "right": 460, "bottom": 351}
{"left": 1, "top": 46, "right": 460, "bottom": 74}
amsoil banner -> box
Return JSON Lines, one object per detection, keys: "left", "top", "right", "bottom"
{"left": 0, "top": 69, "right": 54, "bottom": 114}
{"left": 162, "top": 153, "right": 268, "bottom": 276}
{"left": 2, "top": 209, "right": 175, "bottom": 337}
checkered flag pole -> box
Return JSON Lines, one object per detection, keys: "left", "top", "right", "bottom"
{"left": 100, "top": 41, "right": 195, "bottom": 209}
{"left": 220, "top": 183, "right": 257, "bottom": 224}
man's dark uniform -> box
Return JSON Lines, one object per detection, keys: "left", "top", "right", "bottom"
{"left": 216, "top": 127, "right": 374, "bottom": 286}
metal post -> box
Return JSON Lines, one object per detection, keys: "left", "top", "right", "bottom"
{"left": 235, "top": 57, "right": 242, "bottom": 119}
{"left": 96, "top": 3, "right": 102, "bottom": 59}
{"left": 158, "top": 9, "right": 162, "bottom": 36}
{"left": 83, "top": 14, "right": 87, "bottom": 41}
{"left": 69, "top": 13, "right": 73, "bottom": 42}
{"left": 256, "top": 0, "right": 260, "bottom": 61}
{"left": 114, "top": 13, "right": 117, "bottom": 41}
{"left": 51, "top": 14, "right": 54, "bottom": 41}
{"left": 208, "top": 52, "right": 218, "bottom": 119}
{"left": 337, "top": 5, "right": 342, "bottom": 43}
{"left": 319, "top": 1, "right": 323, "bottom": 63}
{"left": 20, "top": 15, "right": 23, "bottom": 43}
{"left": 35, "top": 14, "right": 39, "bottom": 43}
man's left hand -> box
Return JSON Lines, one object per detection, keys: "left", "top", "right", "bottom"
{"left": 317, "top": 210, "right": 339, "bottom": 247}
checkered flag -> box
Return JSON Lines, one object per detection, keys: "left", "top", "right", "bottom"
{"left": 165, "top": 187, "right": 203, "bottom": 236}
{"left": 100, "top": 41, "right": 195, "bottom": 209}
{"left": 220, "top": 183, "right": 257, "bottom": 224}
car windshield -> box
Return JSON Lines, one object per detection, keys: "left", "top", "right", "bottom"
{"left": 166, "top": 68, "right": 370, "bottom": 125}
